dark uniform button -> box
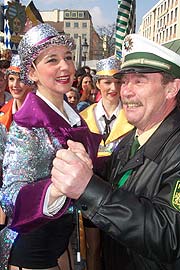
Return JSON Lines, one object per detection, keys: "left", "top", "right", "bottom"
{"left": 81, "top": 204, "right": 88, "bottom": 211}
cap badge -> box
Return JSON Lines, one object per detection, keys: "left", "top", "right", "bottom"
{"left": 124, "top": 36, "right": 133, "bottom": 52}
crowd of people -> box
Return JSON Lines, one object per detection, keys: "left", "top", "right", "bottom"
{"left": 0, "top": 21, "right": 180, "bottom": 270}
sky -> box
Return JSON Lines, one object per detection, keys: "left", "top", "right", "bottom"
{"left": 21, "top": 0, "right": 160, "bottom": 31}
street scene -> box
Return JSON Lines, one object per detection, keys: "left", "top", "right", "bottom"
{"left": 0, "top": 0, "right": 180, "bottom": 270}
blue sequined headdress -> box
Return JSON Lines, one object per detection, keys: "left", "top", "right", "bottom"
{"left": 6, "top": 54, "right": 21, "bottom": 75}
{"left": 18, "top": 23, "right": 76, "bottom": 85}
{"left": 95, "top": 57, "right": 121, "bottom": 81}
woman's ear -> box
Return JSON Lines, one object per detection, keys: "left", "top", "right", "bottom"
{"left": 28, "top": 66, "right": 38, "bottom": 83}
{"left": 96, "top": 80, "right": 100, "bottom": 90}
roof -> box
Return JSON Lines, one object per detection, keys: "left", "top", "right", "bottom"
{"left": 163, "top": 39, "right": 180, "bottom": 55}
{"left": 45, "top": 21, "right": 64, "bottom": 33}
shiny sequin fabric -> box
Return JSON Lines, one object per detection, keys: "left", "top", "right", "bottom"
{"left": 8, "top": 54, "right": 20, "bottom": 68}
{"left": 0, "top": 124, "right": 6, "bottom": 168}
{"left": 0, "top": 124, "right": 6, "bottom": 183}
{"left": 95, "top": 57, "right": 121, "bottom": 79}
{"left": 18, "top": 23, "right": 76, "bottom": 85}
{"left": 1, "top": 125, "right": 57, "bottom": 213}
{"left": 0, "top": 124, "right": 8, "bottom": 270}
{"left": 6, "top": 54, "right": 21, "bottom": 76}
{"left": 0, "top": 123, "right": 61, "bottom": 269}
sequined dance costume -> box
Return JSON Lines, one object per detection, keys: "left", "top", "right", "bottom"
{"left": 0, "top": 124, "right": 6, "bottom": 185}
{"left": 0, "top": 92, "right": 101, "bottom": 269}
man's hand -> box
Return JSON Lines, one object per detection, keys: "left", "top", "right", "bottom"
{"left": 51, "top": 141, "right": 93, "bottom": 199}
{"left": 67, "top": 140, "right": 93, "bottom": 169}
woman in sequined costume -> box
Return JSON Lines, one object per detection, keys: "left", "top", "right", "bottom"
{"left": 0, "top": 23, "right": 101, "bottom": 270}
{"left": 0, "top": 54, "right": 33, "bottom": 131}
{"left": 0, "top": 54, "right": 33, "bottom": 235}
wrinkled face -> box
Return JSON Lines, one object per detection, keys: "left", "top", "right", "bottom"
{"left": 8, "top": 73, "right": 32, "bottom": 101}
{"left": 29, "top": 45, "right": 75, "bottom": 98}
{"left": 96, "top": 77, "right": 121, "bottom": 103}
{"left": 120, "top": 73, "right": 176, "bottom": 132}
{"left": 66, "top": 90, "right": 79, "bottom": 107}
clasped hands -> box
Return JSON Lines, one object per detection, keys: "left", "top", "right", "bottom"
{"left": 51, "top": 140, "right": 93, "bottom": 200}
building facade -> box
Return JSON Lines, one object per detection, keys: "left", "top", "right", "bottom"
{"left": 139, "top": 0, "right": 180, "bottom": 45}
{"left": 40, "top": 9, "right": 103, "bottom": 67}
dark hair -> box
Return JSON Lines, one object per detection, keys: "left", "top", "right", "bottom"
{"left": 161, "top": 72, "right": 175, "bottom": 85}
{"left": 0, "top": 60, "right": 11, "bottom": 69}
{"left": 83, "top": 65, "right": 91, "bottom": 73}
{"left": 77, "top": 73, "right": 93, "bottom": 92}
{"left": 75, "top": 67, "right": 87, "bottom": 78}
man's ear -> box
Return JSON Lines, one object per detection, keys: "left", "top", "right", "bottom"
{"left": 28, "top": 66, "right": 38, "bottom": 82}
{"left": 166, "top": 79, "right": 180, "bottom": 99}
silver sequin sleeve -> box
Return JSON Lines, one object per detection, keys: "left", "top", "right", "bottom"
{"left": 0, "top": 124, "right": 7, "bottom": 181}
{"left": 0, "top": 124, "right": 7, "bottom": 164}
{"left": 0, "top": 122, "right": 62, "bottom": 217}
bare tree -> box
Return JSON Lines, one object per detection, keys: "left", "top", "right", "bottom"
{"left": 96, "top": 23, "right": 116, "bottom": 57}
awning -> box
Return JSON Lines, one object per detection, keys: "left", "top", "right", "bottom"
{"left": 163, "top": 39, "right": 180, "bottom": 55}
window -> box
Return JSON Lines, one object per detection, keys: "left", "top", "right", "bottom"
{"left": 175, "top": 7, "right": 178, "bottom": 18}
{"left": 82, "top": 22, "right": 87, "bottom": 28}
{"left": 65, "top": 12, "right": 70, "bottom": 18}
{"left": 174, "top": 24, "right": 177, "bottom": 34}
{"left": 161, "top": 4, "right": 163, "bottom": 13}
{"left": 78, "top": 12, "right": 84, "bottom": 18}
{"left": 82, "top": 34, "right": 87, "bottom": 40}
{"left": 166, "top": 28, "right": 168, "bottom": 38}
{"left": 163, "top": 16, "right": 166, "bottom": 25}
{"left": 170, "top": 26, "right": 172, "bottom": 35}
{"left": 74, "top": 22, "right": 79, "bottom": 28}
{"left": 71, "top": 12, "right": 77, "bottom": 18}
{"left": 65, "top": 22, "right": 70, "bottom": 28}
{"left": 74, "top": 33, "right": 78, "bottom": 39}
{"left": 171, "top": 10, "right": 173, "bottom": 20}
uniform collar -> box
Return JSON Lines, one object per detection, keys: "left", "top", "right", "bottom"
{"left": 95, "top": 98, "right": 121, "bottom": 121}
